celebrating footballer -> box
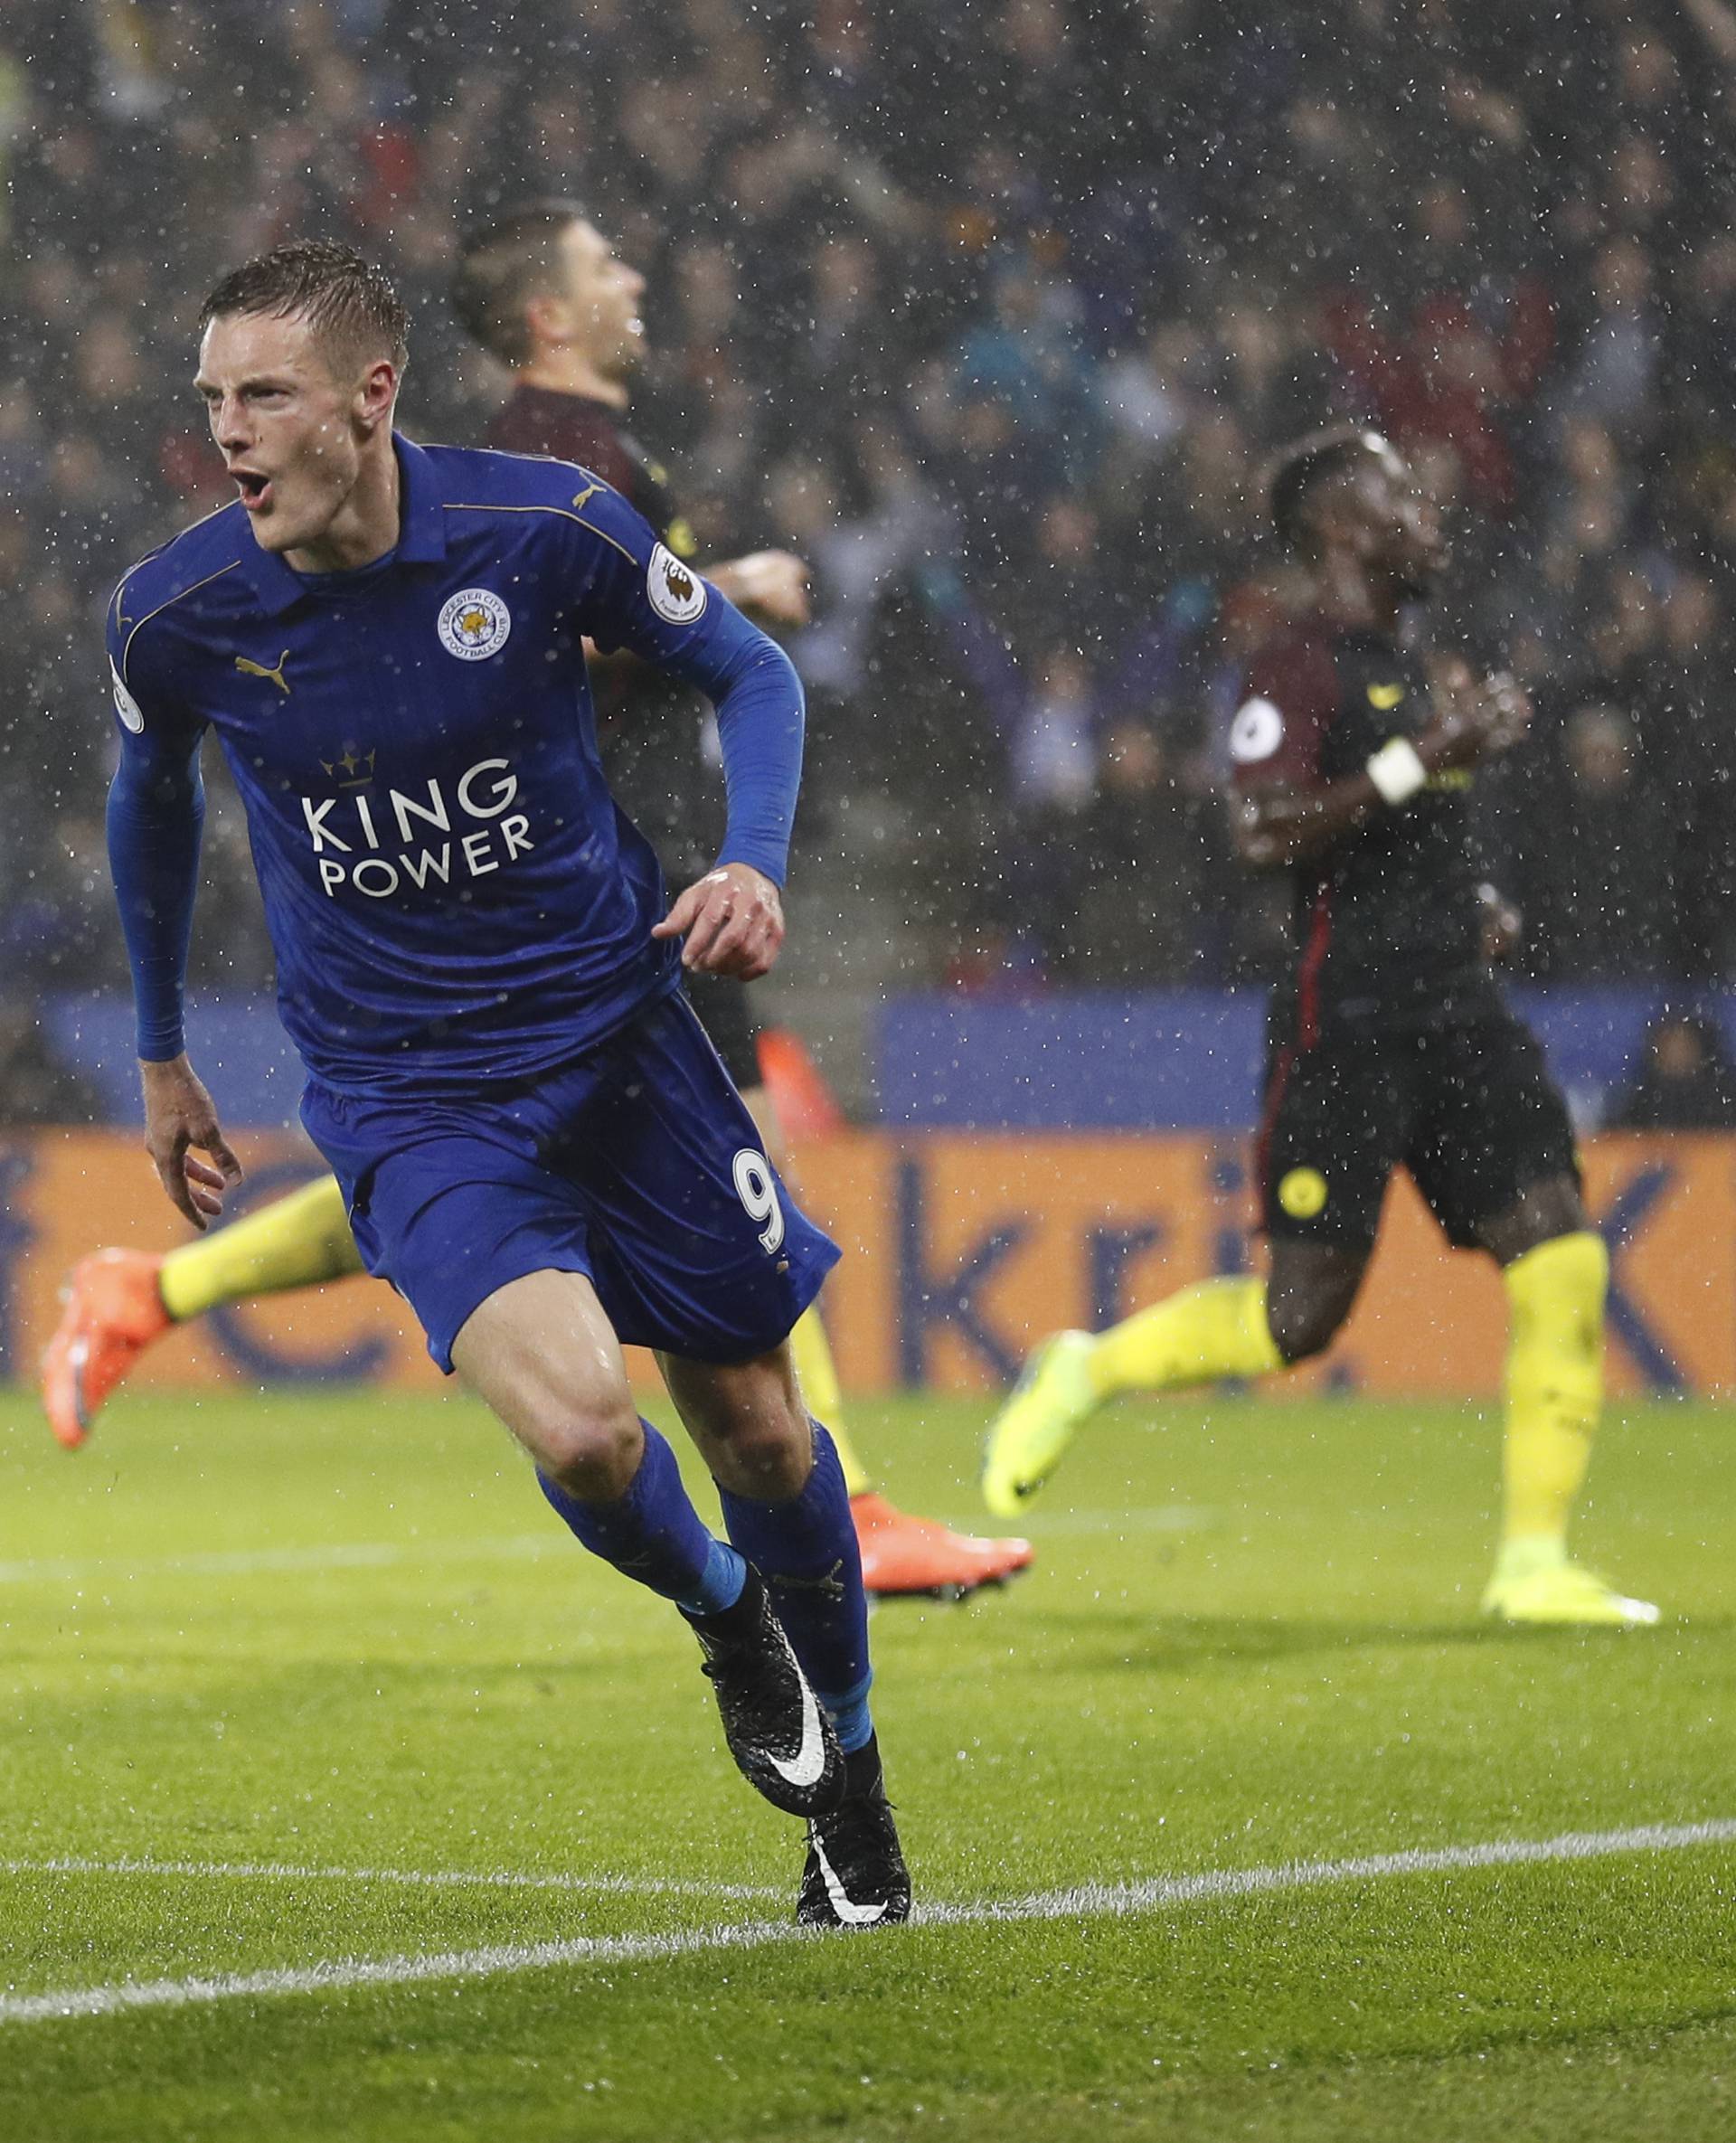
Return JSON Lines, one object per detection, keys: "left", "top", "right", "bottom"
{"left": 105, "top": 241, "right": 910, "bottom": 1926}
{"left": 986, "top": 426, "right": 1656, "bottom": 1629}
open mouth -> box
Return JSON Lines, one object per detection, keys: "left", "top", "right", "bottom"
{"left": 232, "top": 469, "right": 272, "bottom": 512}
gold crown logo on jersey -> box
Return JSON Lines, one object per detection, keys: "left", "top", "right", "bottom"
{"left": 320, "top": 747, "right": 376, "bottom": 789}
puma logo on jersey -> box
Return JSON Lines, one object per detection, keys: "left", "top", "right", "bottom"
{"left": 571, "top": 481, "right": 606, "bottom": 510}
{"left": 1367, "top": 683, "right": 1405, "bottom": 710}
{"left": 236, "top": 649, "right": 293, "bottom": 696}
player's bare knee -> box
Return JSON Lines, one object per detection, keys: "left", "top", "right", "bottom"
{"left": 1267, "top": 1279, "right": 1357, "bottom": 1364}
{"left": 1476, "top": 1174, "right": 1589, "bottom": 1266}
{"left": 1265, "top": 1244, "right": 1365, "bottom": 1365}
{"left": 1268, "top": 1298, "right": 1333, "bottom": 1364}
{"left": 697, "top": 1383, "right": 813, "bottom": 1500}
{"left": 530, "top": 1401, "right": 642, "bottom": 1501}
{"left": 713, "top": 1407, "right": 813, "bottom": 1501}
{"left": 663, "top": 1346, "right": 811, "bottom": 1499}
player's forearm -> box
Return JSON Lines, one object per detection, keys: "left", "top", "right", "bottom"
{"left": 704, "top": 560, "right": 749, "bottom": 608}
{"left": 708, "top": 636, "right": 806, "bottom": 889}
{"left": 106, "top": 744, "right": 204, "bottom": 1062}
{"left": 1235, "top": 775, "right": 1384, "bottom": 869}
{"left": 703, "top": 552, "right": 810, "bottom": 628}
{"left": 1237, "top": 722, "right": 1477, "bottom": 869}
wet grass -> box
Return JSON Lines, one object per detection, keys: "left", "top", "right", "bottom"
{"left": 2, "top": 1382, "right": 1732, "bottom": 2141}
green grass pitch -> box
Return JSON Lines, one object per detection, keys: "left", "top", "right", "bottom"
{"left": 3, "top": 1380, "right": 1734, "bottom": 2141}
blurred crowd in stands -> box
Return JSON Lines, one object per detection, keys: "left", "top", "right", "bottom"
{"left": 2, "top": 0, "right": 1734, "bottom": 1117}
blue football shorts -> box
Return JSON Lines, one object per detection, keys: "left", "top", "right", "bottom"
{"left": 299, "top": 989, "right": 840, "bottom": 1373}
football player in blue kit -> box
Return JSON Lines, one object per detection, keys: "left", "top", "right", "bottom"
{"left": 103, "top": 240, "right": 908, "bottom": 1928}
{"left": 50, "top": 199, "right": 1032, "bottom": 1605}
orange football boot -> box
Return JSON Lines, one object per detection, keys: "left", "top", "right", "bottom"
{"left": 41, "top": 1249, "right": 172, "bottom": 1449}
{"left": 850, "top": 1492, "right": 1033, "bottom": 1600}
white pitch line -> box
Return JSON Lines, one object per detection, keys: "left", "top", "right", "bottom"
{"left": 4, "top": 1817, "right": 1731, "bottom": 2028}
{"left": 0, "top": 1533, "right": 567, "bottom": 1586}
{"left": 0, "top": 1855, "right": 778, "bottom": 1903}
{"left": 912, "top": 1817, "right": 1736, "bottom": 1925}
{"left": 0, "top": 1916, "right": 800, "bottom": 2026}
{"left": 0, "top": 1507, "right": 1213, "bottom": 1587}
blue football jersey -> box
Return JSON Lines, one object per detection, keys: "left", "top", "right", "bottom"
{"left": 105, "top": 437, "right": 803, "bottom": 1095}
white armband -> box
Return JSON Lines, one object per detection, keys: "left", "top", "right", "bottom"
{"left": 1364, "top": 737, "right": 1429, "bottom": 807}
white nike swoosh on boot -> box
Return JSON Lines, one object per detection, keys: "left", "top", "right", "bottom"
{"left": 768, "top": 1672, "right": 826, "bottom": 1790}
{"left": 812, "top": 1830, "right": 888, "bottom": 1926}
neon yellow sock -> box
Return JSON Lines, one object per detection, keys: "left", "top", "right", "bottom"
{"left": 158, "top": 1175, "right": 365, "bottom": 1322}
{"left": 1496, "top": 1231, "right": 1608, "bottom": 1571}
{"left": 1086, "top": 1275, "right": 1284, "bottom": 1401}
{"left": 786, "top": 1303, "right": 868, "bottom": 1494}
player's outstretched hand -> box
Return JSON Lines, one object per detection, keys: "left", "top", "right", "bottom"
{"left": 1423, "top": 656, "right": 1533, "bottom": 766}
{"left": 654, "top": 864, "right": 785, "bottom": 980}
{"left": 138, "top": 1054, "right": 243, "bottom": 1232}
{"left": 712, "top": 551, "right": 810, "bottom": 628}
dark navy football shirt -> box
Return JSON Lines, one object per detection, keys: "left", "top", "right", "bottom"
{"left": 104, "top": 435, "right": 804, "bottom": 1096}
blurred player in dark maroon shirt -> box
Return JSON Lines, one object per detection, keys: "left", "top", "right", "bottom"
{"left": 986, "top": 428, "right": 1655, "bottom": 1628}
{"left": 46, "top": 203, "right": 1033, "bottom": 1604}
{"left": 458, "top": 206, "right": 811, "bottom": 922}
{"left": 449, "top": 203, "right": 1030, "bottom": 1596}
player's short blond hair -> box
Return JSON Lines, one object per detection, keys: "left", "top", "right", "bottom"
{"left": 200, "top": 240, "right": 410, "bottom": 377}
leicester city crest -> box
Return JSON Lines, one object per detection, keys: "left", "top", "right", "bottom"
{"left": 438, "top": 587, "right": 513, "bottom": 661}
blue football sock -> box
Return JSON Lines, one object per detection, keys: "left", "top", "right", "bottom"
{"left": 538, "top": 1420, "right": 745, "bottom": 1618}
{"left": 719, "top": 1421, "right": 874, "bottom": 1752}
